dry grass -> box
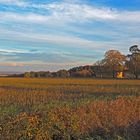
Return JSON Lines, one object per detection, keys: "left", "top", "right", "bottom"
{"left": 0, "top": 78, "right": 140, "bottom": 140}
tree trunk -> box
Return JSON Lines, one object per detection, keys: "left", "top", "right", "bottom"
{"left": 112, "top": 70, "right": 115, "bottom": 78}
{"left": 135, "top": 74, "right": 138, "bottom": 79}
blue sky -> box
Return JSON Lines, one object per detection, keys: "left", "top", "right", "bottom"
{"left": 0, "top": 0, "right": 140, "bottom": 72}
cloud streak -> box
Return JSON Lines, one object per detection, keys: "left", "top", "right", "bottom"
{"left": 0, "top": 0, "right": 140, "bottom": 71}
{"left": 1, "top": 1, "right": 140, "bottom": 23}
{"left": 0, "top": 0, "right": 27, "bottom": 7}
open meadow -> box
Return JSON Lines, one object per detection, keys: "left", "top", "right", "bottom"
{"left": 0, "top": 78, "right": 140, "bottom": 140}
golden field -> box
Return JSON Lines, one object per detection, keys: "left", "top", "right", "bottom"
{"left": 0, "top": 78, "right": 140, "bottom": 140}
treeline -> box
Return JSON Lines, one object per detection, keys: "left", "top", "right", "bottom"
{"left": 24, "top": 66, "right": 96, "bottom": 78}
{"left": 24, "top": 45, "right": 140, "bottom": 79}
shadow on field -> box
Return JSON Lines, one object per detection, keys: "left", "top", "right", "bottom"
{"left": 0, "top": 120, "right": 139, "bottom": 140}
{"left": 52, "top": 121, "right": 140, "bottom": 140}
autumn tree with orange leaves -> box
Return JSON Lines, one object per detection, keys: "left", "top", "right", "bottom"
{"left": 103, "top": 50, "right": 125, "bottom": 78}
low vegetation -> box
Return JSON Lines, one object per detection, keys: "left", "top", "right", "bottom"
{"left": 0, "top": 78, "right": 140, "bottom": 140}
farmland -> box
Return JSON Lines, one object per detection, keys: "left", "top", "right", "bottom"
{"left": 0, "top": 78, "right": 140, "bottom": 140}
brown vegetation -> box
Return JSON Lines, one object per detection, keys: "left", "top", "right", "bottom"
{"left": 0, "top": 78, "right": 140, "bottom": 139}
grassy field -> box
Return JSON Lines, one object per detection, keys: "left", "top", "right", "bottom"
{"left": 0, "top": 78, "right": 140, "bottom": 140}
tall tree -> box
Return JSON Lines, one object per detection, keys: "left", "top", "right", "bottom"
{"left": 103, "top": 50, "right": 125, "bottom": 78}
{"left": 126, "top": 45, "right": 140, "bottom": 79}
{"left": 129, "top": 45, "right": 140, "bottom": 54}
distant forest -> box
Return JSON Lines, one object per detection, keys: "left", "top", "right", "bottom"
{"left": 14, "top": 45, "right": 140, "bottom": 79}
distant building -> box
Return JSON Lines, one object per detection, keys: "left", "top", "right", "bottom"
{"left": 116, "top": 72, "right": 124, "bottom": 78}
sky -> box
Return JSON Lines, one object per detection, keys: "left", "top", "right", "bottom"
{"left": 0, "top": 0, "right": 140, "bottom": 72}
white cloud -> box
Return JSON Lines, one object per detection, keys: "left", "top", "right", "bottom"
{"left": 30, "top": 2, "right": 117, "bottom": 20}
{"left": 118, "top": 11, "right": 140, "bottom": 22}
{"left": 0, "top": 0, "right": 140, "bottom": 23}
{"left": 0, "top": 26, "right": 139, "bottom": 55}
{"left": 0, "top": 48, "right": 28, "bottom": 54}
{"left": 0, "top": 12, "right": 48, "bottom": 23}
{"left": 0, "top": 28, "right": 117, "bottom": 50}
{"left": 0, "top": 0, "right": 27, "bottom": 7}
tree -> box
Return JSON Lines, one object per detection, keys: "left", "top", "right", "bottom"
{"left": 74, "top": 69, "right": 95, "bottom": 77}
{"left": 94, "top": 60, "right": 105, "bottom": 78}
{"left": 24, "top": 72, "right": 31, "bottom": 78}
{"left": 103, "top": 50, "right": 125, "bottom": 78}
{"left": 126, "top": 45, "right": 140, "bottom": 79}
{"left": 69, "top": 66, "right": 96, "bottom": 78}
{"left": 30, "top": 71, "right": 36, "bottom": 77}
{"left": 44, "top": 71, "right": 52, "bottom": 77}
{"left": 56, "top": 70, "right": 70, "bottom": 78}
{"left": 129, "top": 45, "right": 140, "bottom": 54}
